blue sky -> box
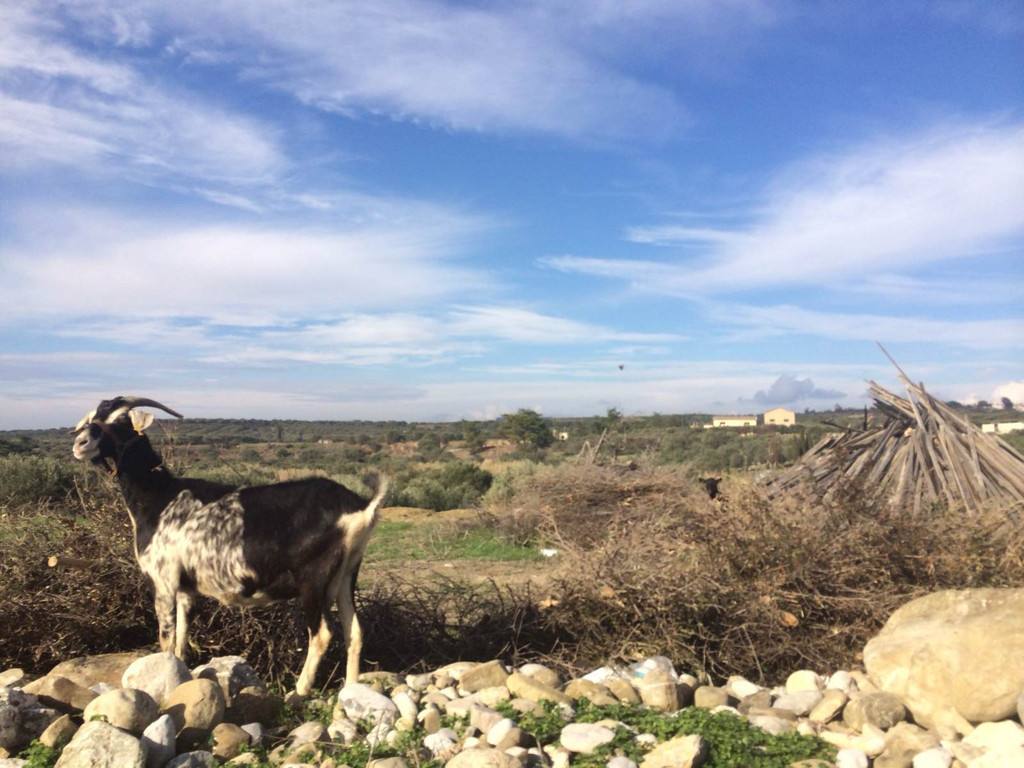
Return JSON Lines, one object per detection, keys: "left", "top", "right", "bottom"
{"left": 1, "top": 1, "right": 1022, "bottom": 428}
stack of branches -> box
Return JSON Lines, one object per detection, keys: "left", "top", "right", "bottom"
{"left": 769, "top": 365, "right": 1024, "bottom": 514}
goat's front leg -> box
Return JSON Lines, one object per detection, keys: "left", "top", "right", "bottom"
{"left": 174, "top": 592, "right": 194, "bottom": 659}
{"left": 154, "top": 588, "right": 177, "bottom": 654}
{"left": 338, "top": 569, "right": 363, "bottom": 686}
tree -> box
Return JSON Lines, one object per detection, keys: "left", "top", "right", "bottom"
{"left": 1002, "top": 397, "right": 1015, "bottom": 411}
{"left": 501, "top": 409, "right": 554, "bottom": 448}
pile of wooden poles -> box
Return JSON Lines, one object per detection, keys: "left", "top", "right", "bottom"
{"left": 768, "top": 362, "right": 1024, "bottom": 513}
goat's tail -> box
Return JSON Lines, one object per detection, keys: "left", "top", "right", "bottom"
{"left": 362, "top": 472, "right": 389, "bottom": 524}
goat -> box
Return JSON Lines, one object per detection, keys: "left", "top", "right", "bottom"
{"left": 698, "top": 476, "right": 722, "bottom": 500}
{"left": 71, "top": 396, "right": 386, "bottom": 697}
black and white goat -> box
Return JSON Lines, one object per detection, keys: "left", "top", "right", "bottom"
{"left": 71, "top": 396, "right": 386, "bottom": 697}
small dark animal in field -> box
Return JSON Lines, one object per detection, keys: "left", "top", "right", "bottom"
{"left": 71, "top": 396, "right": 386, "bottom": 697}
{"left": 699, "top": 476, "right": 723, "bottom": 500}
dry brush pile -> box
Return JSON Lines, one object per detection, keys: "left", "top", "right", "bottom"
{"left": 3, "top": 457, "right": 1023, "bottom": 691}
{"left": 487, "top": 462, "right": 1024, "bottom": 681}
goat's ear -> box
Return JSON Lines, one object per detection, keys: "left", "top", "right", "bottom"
{"left": 129, "top": 409, "right": 155, "bottom": 434}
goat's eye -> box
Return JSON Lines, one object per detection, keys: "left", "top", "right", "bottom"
{"left": 89, "top": 424, "right": 101, "bottom": 438}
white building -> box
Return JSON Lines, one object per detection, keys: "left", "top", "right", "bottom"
{"left": 763, "top": 407, "right": 796, "bottom": 426}
{"left": 981, "top": 422, "right": 1024, "bottom": 434}
{"left": 705, "top": 415, "right": 757, "bottom": 429}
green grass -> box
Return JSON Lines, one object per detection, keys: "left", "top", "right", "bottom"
{"left": 367, "top": 520, "right": 540, "bottom": 563}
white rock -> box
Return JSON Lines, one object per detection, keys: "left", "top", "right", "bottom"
{"left": 835, "top": 748, "right": 869, "bottom": 768}
{"left": 582, "top": 667, "right": 623, "bottom": 686}
{"left": 785, "top": 670, "right": 823, "bottom": 694}
{"left": 773, "top": 690, "right": 823, "bottom": 716}
{"left": 967, "top": 746, "right": 1024, "bottom": 768}
{"left": 748, "top": 715, "right": 794, "bottom": 735}
{"left": 827, "top": 671, "right": 855, "bottom": 693}
{"left": 239, "top": 722, "right": 263, "bottom": 746}
{"left": 486, "top": 718, "right": 517, "bottom": 747}
{"left": 54, "top": 720, "right": 145, "bottom": 768}
{"left": 392, "top": 691, "right": 419, "bottom": 722}
{"left": 83, "top": 689, "right": 158, "bottom": 736}
{"left": 89, "top": 684, "right": 116, "bottom": 696}
{"left": 423, "top": 729, "right": 459, "bottom": 760}
{"left": 725, "top": 676, "right": 761, "bottom": 700}
{"left": 635, "top": 733, "right": 657, "bottom": 748}
{"left": 140, "top": 714, "right": 175, "bottom": 768}
{"left": 336, "top": 683, "right": 398, "bottom": 728}
{"left": 288, "top": 721, "right": 327, "bottom": 747}
{"left": 191, "top": 657, "right": 263, "bottom": 707}
{"left": 607, "top": 758, "right": 637, "bottom": 768}
{"left": 327, "top": 717, "right": 358, "bottom": 745}
{"left": 913, "top": 747, "right": 953, "bottom": 768}
{"left": 122, "top": 654, "right": 191, "bottom": 708}
{"left": 963, "top": 720, "right": 1024, "bottom": 751}
{"left": 628, "top": 657, "right": 677, "bottom": 682}
{"left": 560, "top": 723, "right": 616, "bottom": 754}
{"left": 165, "top": 752, "right": 216, "bottom": 768}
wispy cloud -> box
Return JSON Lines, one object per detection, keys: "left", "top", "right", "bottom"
{"left": 0, "top": 203, "right": 490, "bottom": 322}
{"left": 549, "top": 121, "right": 1024, "bottom": 292}
{"left": 51, "top": 0, "right": 774, "bottom": 142}
{"left": 714, "top": 304, "right": 1024, "bottom": 348}
{"left": 0, "top": 4, "right": 284, "bottom": 184}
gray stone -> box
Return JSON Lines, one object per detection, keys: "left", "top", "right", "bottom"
{"left": 560, "top": 723, "right": 615, "bottom": 754}
{"left": 289, "top": 720, "right": 328, "bottom": 747}
{"left": 506, "top": 673, "right": 571, "bottom": 706}
{"left": 786, "top": 670, "right": 824, "bottom": 693}
{"left": 165, "top": 752, "right": 216, "bottom": 768}
{"left": 83, "top": 688, "right": 158, "bottom": 735}
{"left": 239, "top": 722, "right": 263, "bottom": 746}
{"left": 809, "top": 689, "right": 847, "bottom": 724}
{"left": 38, "top": 714, "right": 77, "bottom": 750}
{"left": 639, "top": 734, "right": 706, "bottom": 768}
{"left": 843, "top": 692, "right": 907, "bottom": 731}
{"left": 637, "top": 669, "right": 679, "bottom": 712}
{"left": 21, "top": 676, "right": 96, "bottom": 713}
{"left": 445, "top": 747, "right": 522, "bottom": 768}
{"left": 327, "top": 717, "right": 359, "bottom": 745}
{"left": 140, "top": 714, "right": 175, "bottom": 768}
{"left": 737, "top": 690, "right": 772, "bottom": 713}
{"left": 123, "top": 653, "right": 191, "bottom": 708}
{"left": 694, "top": 686, "right": 729, "bottom": 709}
{"left": 564, "top": 679, "right": 617, "bottom": 707}
{"left": 835, "top": 749, "right": 868, "bottom": 768}
{"left": 336, "top": 682, "right": 399, "bottom": 728}
{"left": 0, "top": 671, "right": 26, "bottom": 690}
{"left": 162, "top": 679, "right": 226, "bottom": 751}
{"left": 54, "top": 720, "right": 145, "bottom": 768}
{"left": 518, "top": 664, "right": 560, "bottom": 689}
{"left": 211, "top": 722, "right": 250, "bottom": 761}
{"left": 191, "top": 657, "right": 263, "bottom": 708}
{"left": 864, "top": 587, "right": 1024, "bottom": 728}
{"left": 605, "top": 678, "right": 640, "bottom": 704}
{"left": 874, "top": 722, "right": 939, "bottom": 768}
{"left": 224, "top": 686, "right": 280, "bottom": 725}
{"left": 48, "top": 652, "right": 146, "bottom": 690}
{"left": 748, "top": 715, "right": 795, "bottom": 736}
{"left": 773, "top": 690, "right": 823, "bottom": 716}
{"left": 424, "top": 729, "right": 459, "bottom": 760}
{"left": 461, "top": 661, "right": 510, "bottom": 693}
{"left": 419, "top": 706, "right": 442, "bottom": 734}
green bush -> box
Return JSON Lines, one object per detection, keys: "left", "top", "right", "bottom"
{"left": 0, "top": 456, "right": 80, "bottom": 505}
{"left": 392, "top": 462, "right": 493, "bottom": 511}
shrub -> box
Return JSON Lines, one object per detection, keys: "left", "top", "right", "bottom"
{"left": 490, "top": 461, "right": 1024, "bottom": 681}
{"left": 0, "top": 456, "right": 81, "bottom": 505}
{"left": 392, "top": 462, "right": 493, "bottom": 511}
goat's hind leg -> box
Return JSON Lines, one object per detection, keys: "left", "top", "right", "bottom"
{"left": 294, "top": 586, "right": 333, "bottom": 698}
{"left": 174, "top": 592, "right": 194, "bottom": 659}
{"left": 154, "top": 586, "right": 178, "bottom": 655}
{"left": 338, "top": 566, "right": 363, "bottom": 687}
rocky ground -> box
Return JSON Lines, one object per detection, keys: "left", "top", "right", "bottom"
{"left": 1, "top": 587, "right": 1022, "bottom": 768}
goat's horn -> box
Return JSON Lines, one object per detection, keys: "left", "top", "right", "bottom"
{"left": 119, "top": 397, "right": 184, "bottom": 419}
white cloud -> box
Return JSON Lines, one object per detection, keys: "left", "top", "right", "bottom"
{"left": 992, "top": 381, "right": 1024, "bottom": 407}
{"left": 551, "top": 121, "right": 1024, "bottom": 292}
{"left": 713, "top": 304, "right": 1024, "bottom": 348}
{"left": 52, "top": 0, "right": 777, "bottom": 141}
{"left": 0, "top": 203, "right": 489, "bottom": 322}
{"left": 0, "top": 5, "right": 284, "bottom": 184}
